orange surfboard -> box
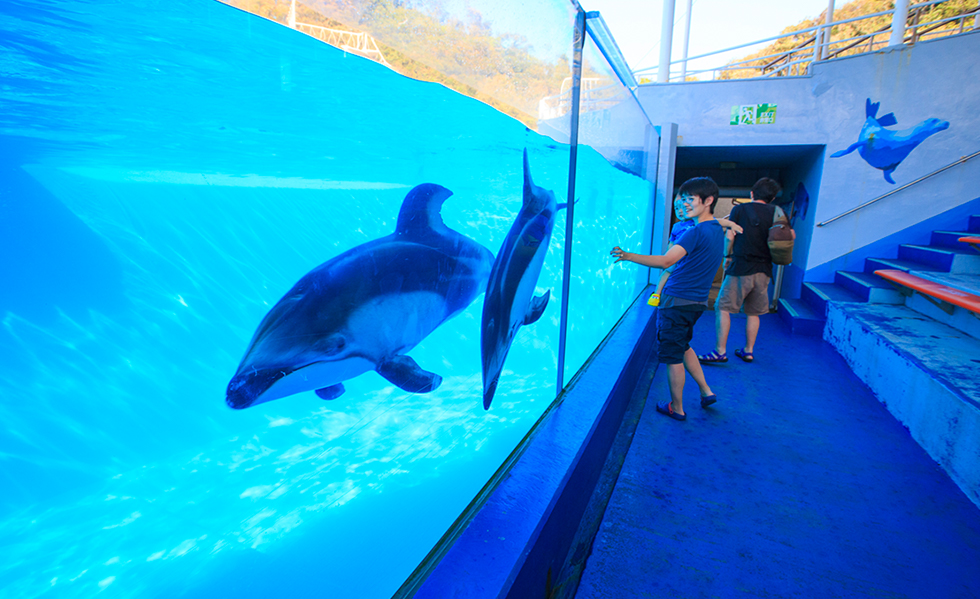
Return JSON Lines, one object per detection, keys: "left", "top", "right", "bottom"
{"left": 874, "top": 269, "right": 980, "bottom": 314}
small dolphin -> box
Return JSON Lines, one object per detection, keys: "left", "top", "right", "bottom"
{"left": 831, "top": 98, "right": 949, "bottom": 184}
{"left": 226, "top": 183, "right": 494, "bottom": 409}
{"left": 481, "top": 150, "right": 566, "bottom": 410}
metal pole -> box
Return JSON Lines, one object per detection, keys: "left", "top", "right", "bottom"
{"left": 888, "top": 0, "right": 910, "bottom": 47}
{"left": 288, "top": 0, "right": 296, "bottom": 28}
{"left": 974, "top": 0, "right": 979, "bottom": 30}
{"left": 658, "top": 0, "right": 676, "bottom": 82}
{"left": 810, "top": 28, "right": 822, "bottom": 69}
{"left": 679, "top": 0, "right": 693, "bottom": 80}
{"left": 821, "top": 0, "right": 835, "bottom": 59}
{"left": 556, "top": 9, "right": 586, "bottom": 395}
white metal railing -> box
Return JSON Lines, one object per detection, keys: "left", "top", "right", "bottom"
{"left": 635, "top": 0, "right": 979, "bottom": 83}
{"left": 538, "top": 77, "right": 621, "bottom": 120}
{"left": 294, "top": 22, "right": 391, "bottom": 67}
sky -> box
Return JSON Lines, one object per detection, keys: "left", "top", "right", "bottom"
{"left": 439, "top": 0, "right": 839, "bottom": 78}
{"left": 580, "top": 0, "right": 837, "bottom": 75}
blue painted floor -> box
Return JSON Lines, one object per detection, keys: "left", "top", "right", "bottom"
{"left": 576, "top": 313, "right": 980, "bottom": 598}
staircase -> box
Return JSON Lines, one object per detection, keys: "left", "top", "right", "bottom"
{"left": 778, "top": 214, "right": 980, "bottom": 335}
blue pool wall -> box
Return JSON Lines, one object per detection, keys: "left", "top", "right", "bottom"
{"left": 635, "top": 31, "right": 980, "bottom": 287}
{"left": 407, "top": 293, "right": 658, "bottom": 599}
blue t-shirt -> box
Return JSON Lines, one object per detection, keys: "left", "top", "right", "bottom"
{"left": 662, "top": 220, "right": 725, "bottom": 302}
{"left": 668, "top": 219, "right": 695, "bottom": 245}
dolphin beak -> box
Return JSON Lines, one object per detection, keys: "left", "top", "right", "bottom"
{"left": 226, "top": 368, "right": 287, "bottom": 409}
{"left": 523, "top": 148, "right": 533, "bottom": 190}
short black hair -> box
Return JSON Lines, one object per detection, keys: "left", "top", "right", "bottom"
{"left": 677, "top": 177, "right": 720, "bottom": 214}
{"left": 751, "top": 177, "right": 781, "bottom": 203}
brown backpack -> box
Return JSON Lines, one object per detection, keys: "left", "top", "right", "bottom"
{"left": 768, "top": 212, "right": 794, "bottom": 265}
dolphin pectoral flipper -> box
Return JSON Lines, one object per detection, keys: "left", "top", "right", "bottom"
{"left": 315, "top": 384, "right": 345, "bottom": 400}
{"left": 831, "top": 142, "right": 863, "bottom": 158}
{"left": 524, "top": 290, "right": 551, "bottom": 326}
{"left": 377, "top": 355, "right": 443, "bottom": 393}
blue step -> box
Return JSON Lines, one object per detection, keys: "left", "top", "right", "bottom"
{"left": 835, "top": 271, "right": 905, "bottom": 304}
{"left": 898, "top": 244, "right": 980, "bottom": 274}
{"left": 969, "top": 215, "right": 980, "bottom": 233}
{"left": 777, "top": 298, "right": 824, "bottom": 336}
{"left": 931, "top": 230, "right": 979, "bottom": 249}
{"left": 864, "top": 257, "right": 943, "bottom": 274}
{"left": 802, "top": 282, "right": 864, "bottom": 314}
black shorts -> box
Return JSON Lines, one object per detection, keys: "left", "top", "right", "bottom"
{"left": 656, "top": 305, "right": 705, "bottom": 365}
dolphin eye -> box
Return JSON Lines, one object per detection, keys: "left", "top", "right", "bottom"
{"left": 320, "top": 334, "right": 346, "bottom": 356}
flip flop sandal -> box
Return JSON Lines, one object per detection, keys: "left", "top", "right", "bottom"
{"left": 734, "top": 349, "right": 754, "bottom": 363}
{"left": 700, "top": 394, "right": 717, "bottom": 408}
{"left": 656, "top": 400, "right": 686, "bottom": 421}
{"left": 698, "top": 350, "right": 728, "bottom": 364}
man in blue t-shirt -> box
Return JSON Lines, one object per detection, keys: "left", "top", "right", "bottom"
{"left": 611, "top": 177, "right": 727, "bottom": 421}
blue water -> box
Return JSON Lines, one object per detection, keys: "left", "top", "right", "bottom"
{"left": 0, "top": 1, "right": 650, "bottom": 597}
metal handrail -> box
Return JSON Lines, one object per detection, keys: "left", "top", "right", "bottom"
{"left": 817, "top": 150, "right": 980, "bottom": 227}
{"left": 635, "top": 0, "right": 975, "bottom": 82}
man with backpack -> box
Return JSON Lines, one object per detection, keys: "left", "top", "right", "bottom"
{"left": 698, "top": 177, "right": 793, "bottom": 364}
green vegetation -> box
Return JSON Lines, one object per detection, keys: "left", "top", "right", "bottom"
{"left": 220, "top": 0, "right": 578, "bottom": 128}
{"left": 721, "top": 0, "right": 977, "bottom": 79}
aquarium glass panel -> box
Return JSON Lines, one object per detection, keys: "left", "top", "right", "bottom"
{"left": 0, "top": 0, "right": 577, "bottom": 597}
{"left": 561, "top": 31, "right": 654, "bottom": 383}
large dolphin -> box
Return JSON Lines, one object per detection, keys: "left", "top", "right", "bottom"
{"left": 481, "top": 150, "right": 566, "bottom": 410}
{"left": 226, "top": 183, "right": 494, "bottom": 409}
{"left": 831, "top": 98, "right": 949, "bottom": 184}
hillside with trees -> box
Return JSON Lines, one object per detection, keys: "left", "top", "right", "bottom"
{"left": 720, "top": 0, "right": 976, "bottom": 79}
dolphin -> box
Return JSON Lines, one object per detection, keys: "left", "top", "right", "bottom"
{"left": 831, "top": 98, "right": 949, "bottom": 184}
{"left": 480, "top": 150, "right": 566, "bottom": 410}
{"left": 226, "top": 183, "right": 494, "bottom": 410}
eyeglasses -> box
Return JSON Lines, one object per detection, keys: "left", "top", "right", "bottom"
{"left": 677, "top": 195, "right": 698, "bottom": 205}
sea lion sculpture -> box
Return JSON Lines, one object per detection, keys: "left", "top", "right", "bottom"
{"left": 831, "top": 98, "right": 949, "bottom": 184}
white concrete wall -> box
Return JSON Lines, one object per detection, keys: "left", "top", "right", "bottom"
{"left": 636, "top": 31, "right": 980, "bottom": 277}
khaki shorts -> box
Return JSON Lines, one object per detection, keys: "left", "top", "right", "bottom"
{"left": 716, "top": 273, "right": 771, "bottom": 316}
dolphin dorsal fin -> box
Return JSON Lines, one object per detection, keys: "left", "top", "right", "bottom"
{"left": 866, "top": 98, "right": 879, "bottom": 119}
{"left": 395, "top": 183, "right": 452, "bottom": 237}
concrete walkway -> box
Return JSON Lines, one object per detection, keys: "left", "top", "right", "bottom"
{"left": 576, "top": 313, "right": 980, "bottom": 598}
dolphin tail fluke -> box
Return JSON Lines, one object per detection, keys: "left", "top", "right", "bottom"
{"left": 866, "top": 98, "right": 879, "bottom": 119}
{"left": 315, "top": 383, "right": 345, "bottom": 400}
{"left": 883, "top": 168, "right": 897, "bottom": 184}
{"left": 524, "top": 290, "right": 551, "bottom": 326}
{"left": 377, "top": 354, "right": 443, "bottom": 393}
{"left": 876, "top": 112, "right": 897, "bottom": 127}
{"left": 830, "top": 142, "right": 863, "bottom": 158}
